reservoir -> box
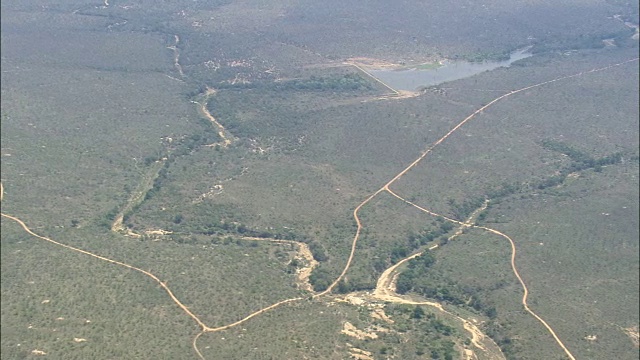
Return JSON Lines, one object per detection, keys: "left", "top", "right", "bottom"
{"left": 369, "top": 48, "right": 533, "bottom": 91}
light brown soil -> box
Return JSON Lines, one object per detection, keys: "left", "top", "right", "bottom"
{"left": 623, "top": 325, "right": 639, "bottom": 347}
{"left": 197, "top": 88, "right": 233, "bottom": 148}
{"left": 238, "top": 236, "right": 318, "bottom": 292}
{"left": 341, "top": 321, "right": 378, "bottom": 340}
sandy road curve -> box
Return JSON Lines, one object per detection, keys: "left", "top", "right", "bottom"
{"left": 319, "top": 57, "right": 638, "bottom": 359}
{"left": 475, "top": 225, "right": 576, "bottom": 359}
{"left": 239, "top": 236, "right": 318, "bottom": 292}
{"left": 374, "top": 199, "right": 486, "bottom": 299}
{"left": 191, "top": 297, "right": 305, "bottom": 360}
{"left": 320, "top": 56, "right": 640, "bottom": 294}
{"left": 195, "top": 87, "right": 233, "bottom": 148}
{"left": 0, "top": 210, "right": 211, "bottom": 331}
{"left": 168, "top": 34, "right": 185, "bottom": 78}
{"left": 111, "top": 161, "right": 165, "bottom": 237}
{"left": 0, "top": 87, "right": 300, "bottom": 359}
{"left": 1, "top": 183, "right": 310, "bottom": 359}
{"left": 386, "top": 189, "right": 576, "bottom": 359}
{"left": 373, "top": 251, "right": 426, "bottom": 299}
{"left": 369, "top": 200, "right": 504, "bottom": 359}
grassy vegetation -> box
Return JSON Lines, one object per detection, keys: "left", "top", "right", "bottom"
{"left": 0, "top": 223, "right": 197, "bottom": 359}
{"left": 384, "top": 49, "right": 638, "bottom": 359}
{"left": 413, "top": 62, "right": 444, "bottom": 70}
{"left": 2, "top": 1, "right": 638, "bottom": 359}
{"left": 410, "top": 158, "right": 639, "bottom": 360}
{"left": 486, "top": 162, "right": 638, "bottom": 359}
{"left": 1, "top": 218, "right": 308, "bottom": 357}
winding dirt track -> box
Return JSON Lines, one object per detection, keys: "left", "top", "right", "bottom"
{"left": 369, "top": 199, "right": 504, "bottom": 360}
{"left": 0, "top": 211, "right": 211, "bottom": 331}
{"left": 168, "top": 34, "right": 185, "bottom": 78}
{"left": 385, "top": 189, "right": 574, "bottom": 359}
{"left": 1, "top": 188, "right": 311, "bottom": 359}
{"left": 322, "top": 57, "right": 640, "bottom": 297}
{"left": 196, "top": 87, "right": 233, "bottom": 148}
{"left": 111, "top": 160, "right": 165, "bottom": 237}
{"left": 1, "top": 57, "right": 637, "bottom": 359}
{"left": 374, "top": 199, "right": 486, "bottom": 300}
{"left": 0, "top": 200, "right": 312, "bottom": 360}
{"left": 238, "top": 236, "right": 319, "bottom": 292}
{"left": 0, "top": 85, "right": 305, "bottom": 359}
{"left": 316, "top": 57, "right": 639, "bottom": 359}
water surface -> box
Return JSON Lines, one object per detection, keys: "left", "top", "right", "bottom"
{"left": 370, "top": 48, "right": 532, "bottom": 91}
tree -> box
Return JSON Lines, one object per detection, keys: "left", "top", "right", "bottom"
{"left": 486, "top": 306, "right": 498, "bottom": 319}
{"left": 411, "top": 305, "right": 425, "bottom": 319}
{"left": 390, "top": 245, "right": 408, "bottom": 264}
{"left": 396, "top": 274, "right": 413, "bottom": 294}
{"left": 337, "top": 279, "right": 351, "bottom": 294}
{"left": 420, "top": 252, "right": 436, "bottom": 268}
{"left": 173, "top": 214, "right": 183, "bottom": 224}
{"left": 309, "top": 242, "right": 328, "bottom": 262}
{"left": 309, "top": 268, "right": 332, "bottom": 291}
